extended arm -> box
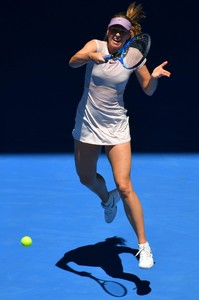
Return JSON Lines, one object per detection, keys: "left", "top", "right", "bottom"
{"left": 55, "top": 256, "right": 91, "bottom": 277}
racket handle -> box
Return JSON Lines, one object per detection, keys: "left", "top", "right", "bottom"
{"left": 103, "top": 54, "right": 112, "bottom": 60}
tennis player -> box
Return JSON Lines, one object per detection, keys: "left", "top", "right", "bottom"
{"left": 69, "top": 2, "right": 171, "bottom": 269}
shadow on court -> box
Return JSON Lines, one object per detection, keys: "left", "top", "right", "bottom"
{"left": 55, "top": 236, "right": 151, "bottom": 297}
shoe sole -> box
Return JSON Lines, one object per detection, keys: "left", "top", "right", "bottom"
{"left": 105, "top": 206, "right": 117, "bottom": 223}
{"left": 139, "top": 261, "right": 154, "bottom": 269}
{"left": 103, "top": 189, "right": 120, "bottom": 223}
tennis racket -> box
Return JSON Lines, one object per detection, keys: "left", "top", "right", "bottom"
{"left": 88, "top": 274, "right": 127, "bottom": 297}
{"left": 103, "top": 33, "right": 151, "bottom": 70}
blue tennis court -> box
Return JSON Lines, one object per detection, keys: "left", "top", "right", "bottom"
{"left": 1, "top": 153, "right": 199, "bottom": 299}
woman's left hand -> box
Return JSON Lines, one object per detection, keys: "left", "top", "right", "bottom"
{"left": 151, "top": 61, "right": 171, "bottom": 79}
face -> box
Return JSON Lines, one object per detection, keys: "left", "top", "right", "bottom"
{"left": 107, "top": 25, "right": 130, "bottom": 54}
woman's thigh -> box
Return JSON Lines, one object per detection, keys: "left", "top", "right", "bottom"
{"left": 105, "top": 142, "right": 132, "bottom": 185}
{"left": 74, "top": 140, "right": 102, "bottom": 178}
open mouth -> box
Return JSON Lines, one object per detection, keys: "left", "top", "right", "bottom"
{"left": 112, "top": 38, "right": 122, "bottom": 47}
{"left": 113, "top": 37, "right": 121, "bottom": 43}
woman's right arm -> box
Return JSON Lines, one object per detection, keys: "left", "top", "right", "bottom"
{"left": 69, "top": 39, "right": 105, "bottom": 68}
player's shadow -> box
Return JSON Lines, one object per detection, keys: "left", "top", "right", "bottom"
{"left": 55, "top": 236, "right": 152, "bottom": 296}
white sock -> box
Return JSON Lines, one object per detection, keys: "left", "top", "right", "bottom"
{"left": 138, "top": 241, "right": 149, "bottom": 247}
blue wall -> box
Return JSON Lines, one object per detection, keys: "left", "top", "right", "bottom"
{"left": 0, "top": 0, "right": 198, "bottom": 153}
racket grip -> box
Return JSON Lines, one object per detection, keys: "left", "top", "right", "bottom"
{"left": 103, "top": 54, "right": 112, "bottom": 60}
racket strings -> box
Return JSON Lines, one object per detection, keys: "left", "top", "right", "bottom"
{"left": 131, "top": 38, "right": 150, "bottom": 55}
{"left": 103, "top": 281, "right": 127, "bottom": 297}
{"left": 122, "top": 34, "right": 151, "bottom": 69}
{"left": 123, "top": 47, "right": 144, "bottom": 69}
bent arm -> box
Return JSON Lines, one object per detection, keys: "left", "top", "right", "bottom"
{"left": 69, "top": 39, "right": 105, "bottom": 68}
{"left": 135, "top": 61, "right": 171, "bottom": 96}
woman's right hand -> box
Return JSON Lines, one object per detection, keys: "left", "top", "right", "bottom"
{"left": 89, "top": 52, "right": 106, "bottom": 64}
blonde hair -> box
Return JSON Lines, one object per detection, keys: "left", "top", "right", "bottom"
{"left": 114, "top": 2, "right": 146, "bottom": 36}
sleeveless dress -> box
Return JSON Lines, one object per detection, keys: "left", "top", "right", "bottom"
{"left": 72, "top": 39, "right": 146, "bottom": 145}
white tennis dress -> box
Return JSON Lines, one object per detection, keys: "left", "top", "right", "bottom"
{"left": 72, "top": 39, "right": 146, "bottom": 145}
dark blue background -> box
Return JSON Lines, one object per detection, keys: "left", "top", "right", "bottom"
{"left": 0, "top": 0, "right": 198, "bottom": 153}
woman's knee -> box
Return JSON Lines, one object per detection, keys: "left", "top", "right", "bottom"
{"left": 116, "top": 179, "right": 133, "bottom": 198}
{"left": 78, "top": 173, "right": 94, "bottom": 187}
{"left": 78, "top": 172, "right": 105, "bottom": 188}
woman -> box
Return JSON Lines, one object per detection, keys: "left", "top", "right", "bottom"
{"left": 69, "top": 2, "right": 171, "bottom": 269}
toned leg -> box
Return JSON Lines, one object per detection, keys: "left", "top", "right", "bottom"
{"left": 74, "top": 140, "right": 109, "bottom": 202}
{"left": 105, "top": 142, "right": 147, "bottom": 244}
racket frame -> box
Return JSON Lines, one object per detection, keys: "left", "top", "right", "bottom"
{"left": 103, "top": 33, "right": 151, "bottom": 70}
{"left": 99, "top": 279, "right": 127, "bottom": 297}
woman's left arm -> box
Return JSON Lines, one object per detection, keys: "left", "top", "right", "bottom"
{"left": 135, "top": 61, "right": 171, "bottom": 96}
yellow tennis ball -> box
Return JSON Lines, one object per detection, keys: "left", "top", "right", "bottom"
{"left": 21, "top": 236, "right": 32, "bottom": 247}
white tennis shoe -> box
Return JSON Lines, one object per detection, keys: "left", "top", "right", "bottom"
{"left": 136, "top": 241, "right": 154, "bottom": 269}
{"left": 101, "top": 189, "right": 120, "bottom": 223}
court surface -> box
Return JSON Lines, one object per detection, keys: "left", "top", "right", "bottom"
{"left": 1, "top": 153, "right": 199, "bottom": 300}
